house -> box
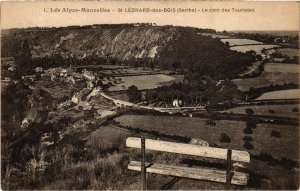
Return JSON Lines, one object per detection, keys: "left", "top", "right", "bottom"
{"left": 8, "top": 66, "right": 16, "bottom": 71}
{"left": 273, "top": 58, "right": 285, "bottom": 62}
{"left": 71, "top": 88, "right": 92, "bottom": 104}
{"left": 60, "top": 68, "right": 72, "bottom": 77}
{"left": 83, "top": 70, "right": 95, "bottom": 81}
{"left": 77, "top": 101, "right": 92, "bottom": 110}
{"left": 172, "top": 99, "right": 182, "bottom": 107}
{"left": 35, "top": 67, "right": 44, "bottom": 73}
{"left": 96, "top": 109, "right": 116, "bottom": 118}
{"left": 66, "top": 76, "right": 76, "bottom": 84}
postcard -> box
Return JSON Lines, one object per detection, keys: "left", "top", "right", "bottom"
{"left": 1, "top": 1, "right": 299, "bottom": 190}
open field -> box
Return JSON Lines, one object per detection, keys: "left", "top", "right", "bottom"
{"left": 197, "top": 33, "right": 230, "bottom": 39}
{"left": 220, "top": 104, "right": 299, "bottom": 118}
{"left": 264, "top": 63, "right": 300, "bottom": 73}
{"left": 100, "top": 67, "right": 172, "bottom": 76}
{"left": 114, "top": 114, "right": 299, "bottom": 159}
{"left": 221, "top": 39, "right": 263, "bottom": 46}
{"left": 276, "top": 48, "right": 299, "bottom": 58}
{"left": 230, "top": 45, "right": 280, "bottom": 53}
{"left": 107, "top": 74, "right": 179, "bottom": 91}
{"left": 256, "top": 89, "right": 300, "bottom": 100}
{"left": 233, "top": 63, "right": 299, "bottom": 91}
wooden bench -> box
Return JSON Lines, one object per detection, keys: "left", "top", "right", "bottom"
{"left": 126, "top": 137, "right": 250, "bottom": 190}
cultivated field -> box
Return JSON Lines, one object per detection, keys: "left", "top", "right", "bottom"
{"left": 256, "top": 89, "right": 300, "bottom": 100}
{"left": 221, "top": 39, "right": 263, "bottom": 46}
{"left": 107, "top": 74, "right": 180, "bottom": 91}
{"left": 114, "top": 114, "right": 298, "bottom": 159}
{"left": 197, "top": 33, "right": 230, "bottom": 39}
{"left": 264, "top": 63, "right": 300, "bottom": 73}
{"left": 100, "top": 67, "right": 171, "bottom": 76}
{"left": 233, "top": 63, "right": 299, "bottom": 91}
{"left": 276, "top": 48, "right": 299, "bottom": 58}
{"left": 230, "top": 45, "right": 280, "bottom": 53}
{"left": 220, "top": 104, "right": 299, "bottom": 118}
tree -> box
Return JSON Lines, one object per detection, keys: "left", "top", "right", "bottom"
{"left": 127, "top": 85, "right": 142, "bottom": 103}
{"left": 225, "top": 41, "right": 230, "bottom": 48}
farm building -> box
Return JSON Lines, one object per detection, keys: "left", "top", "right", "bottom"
{"left": 172, "top": 99, "right": 183, "bottom": 107}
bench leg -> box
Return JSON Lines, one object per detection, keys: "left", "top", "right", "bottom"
{"left": 141, "top": 137, "right": 147, "bottom": 190}
{"left": 226, "top": 149, "right": 232, "bottom": 189}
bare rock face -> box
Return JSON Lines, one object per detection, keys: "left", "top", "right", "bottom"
{"left": 28, "top": 27, "right": 180, "bottom": 61}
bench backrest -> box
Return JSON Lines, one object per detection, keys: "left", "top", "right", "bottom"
{"left": 126, "top": 137, "right": 250, "bottom": 163}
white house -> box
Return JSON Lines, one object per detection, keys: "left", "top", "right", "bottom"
{"left": 172, "top": 99, "right": 182, "bottom": 107}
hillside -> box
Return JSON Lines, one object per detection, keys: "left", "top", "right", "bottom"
{"left": 2, "top": 25, "right": 254, "bottom": 79}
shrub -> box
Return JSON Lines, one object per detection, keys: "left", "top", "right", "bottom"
{"left": 271, "top": 130, "right": 281, "bottom": 138}
{"left": 245, "top": 108, "right": 254, "bottom": 115}
{"left": 246, "top": 121, "right": 257, "bottom": 129}
{"left": 281, "top": 157, "right": 296, "bottom": 169}
{"left": 244, "top": 141, "right": 254, "bottom": 150}
{"left": 292, "top": 108, "right": 299, "bottom": 112}
{"left": 219, "top": 133, "right": 231, "bottom": 143}
{"left": 243, "top": 136, "right": 253, "bottom": 142}
{"left": 205, "top": 119, "right": 216, "bottom": 126}
{"left": 268, "top": 109, "right": 275, "bottom": 113}
{"left": 243, "top": 127, "right": 253, "bottom": 134}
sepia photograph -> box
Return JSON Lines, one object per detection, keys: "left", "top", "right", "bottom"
{"left": 1, "top": 1, "right": 299, "bottom": 190}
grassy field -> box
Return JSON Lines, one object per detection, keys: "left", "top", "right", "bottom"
{"left": 230, "top": 45, "right": 280, "bottom": 53}
{"left": 233, "top": 63, "right": 299, "bottom": 91}
{"left": 197, "top": 33, "right": 230, "bottom": 39}
{"left": 100, "top": 67, "right": 171, "bottom": 76}
{"left": 276, "top": 48, "right": 299, "bottom": 58}
{"left": 256, "top": 89, "right": 300, "bottom": 100}
{"left": 221, "top": 38, "right": 263, "bottom": 46}
{"left": 220, "top": 104, "right": 299, "bottom": 118}
{"left": 108, "top": 74, "right": 177, "bottom": 91}
{"left": 114, "top": 114, "right": 298, "bottom": 159}
{"left": 264, "top": 63, "right": 300, "bottom": 73}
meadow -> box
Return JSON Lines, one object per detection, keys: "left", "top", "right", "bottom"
{"left": 114, "top": 114, "right": 298, "bottom": 159}
{"left": 220, "top": 104, "right": 299, "bottom": 118}
{"left": 256, "top": 89, "right": 300, "bottom": 100}
{"left": 276, "top": 48, "right": 299, "bottom": 58}
{"left": 230, "top": 45, "right": 280, "bottom": 53}
{"left": 107, "top": 74, "right": 180, "bottom": 91}
{"left": 197, "top": 33, "right": 230, "bottom": 39}
{"left": 221, "top": 38, "right": 263, "bottom": 46}
{"left": 233, "top": 63, "right": 299, "bottom": 91}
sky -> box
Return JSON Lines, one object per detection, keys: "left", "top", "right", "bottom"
{"left": 1, "top": 1, "right": 299, "bottom": 31}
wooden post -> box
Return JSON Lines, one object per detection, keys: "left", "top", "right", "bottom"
{"left": 141, "top": 137, "right": 147, "bottom": 190}
{"left": 226, "top": 149, "right": 232, "bottom": 189}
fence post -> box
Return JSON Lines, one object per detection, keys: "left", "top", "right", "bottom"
{"left": 226, "top": 149, "right": 232, "bottom": 189}
{"left": 141, "top": 137, "right": 147, "bottom": 190}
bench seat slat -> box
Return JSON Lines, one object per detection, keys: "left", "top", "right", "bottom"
{"left": 126, "top": 137, "right": 250, "bottom": 163}
{"left": 128, "top": 161, "right": 249, "bottom": 186}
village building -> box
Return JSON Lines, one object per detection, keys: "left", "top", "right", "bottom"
{"left": 60, "top": 68, "right": 72, "bottom": 77}
{"left": 172, "top": 99, "right": 183, "bottom": 107}
{"left": 273, "top": 57, "right": 285, "bottom": 62}
{"left": 71, "top": 88, "right": 93, "bottom": 104}
{"left": 35, "top": 67, "right": 44, "bottom": 73}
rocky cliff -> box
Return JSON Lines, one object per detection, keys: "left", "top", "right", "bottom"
{"left": 2, "top": 25, "right": 254, "bottom": 79}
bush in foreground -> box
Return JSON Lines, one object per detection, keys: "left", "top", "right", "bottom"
{"left": 243, "top": 136, "right": 253, "bottom": 142}
{"left": 244, "top": 141, "right": 254, "bottom": 150}
{"left": 245, "top": 108, "right": 254, "bottom": 115}
{"left": 271, "top": 130, "right": 281, "bottom": 138}
{"left": 243, "top": 127, "right": 253, "bottom": 134}
{"left": 219, "top": 133, "right": 231, "bottom": 143}
{"left": 246, "top": 121, "right": 257, "bottom": 129}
